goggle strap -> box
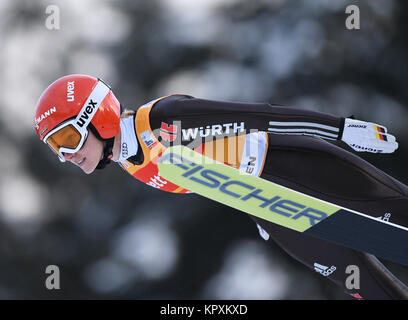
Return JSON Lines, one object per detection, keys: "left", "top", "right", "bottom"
{"left": 73, "top": 81, "right": 110, "bottom": 132}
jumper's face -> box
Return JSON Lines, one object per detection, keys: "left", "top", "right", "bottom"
{"left": 64, "top": 130, "right": 104, "bottom": 174}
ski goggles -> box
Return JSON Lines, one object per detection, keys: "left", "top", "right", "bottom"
{"left": 42, "top": 80, "right": 110, "bottom": 162}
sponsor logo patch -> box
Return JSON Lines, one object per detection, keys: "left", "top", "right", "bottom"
{"left": 376, "top": 212, "right": 391, "bottom": 222}
{"left": 182, "top": 122, "right": 245, "bottom": 141}
{"left": 140, "top": 130, "right": 157, "bottom": 149}
{"left": 121, "top": 142, "right": 128, "bottom": 158}
{"left": 347, "top": 124, "right": 367, "bottom": 129}
{"left": 350, "top": 143, "right": 383, "bottom": 153}
{"left": 147, "top": 173, "right": 168, "bottom": 189}
{"left": 314, "top": 263, "right": 337, "bottom": 277}
{"left": 35, "top": 107, "right": 56, "bottom": 130}
{"left": 160, "top": 122, "right": 178, "bottom": 142}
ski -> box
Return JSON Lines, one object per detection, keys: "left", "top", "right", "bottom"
{"left": 158, "top": 145, "right": 408, "bottom": 266}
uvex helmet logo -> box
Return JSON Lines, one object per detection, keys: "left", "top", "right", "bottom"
{"left": 76, "top": 99, "right": 98, "bottom": 127}
{"left": 67, "top": 81, "right": 75, "bottom": 102}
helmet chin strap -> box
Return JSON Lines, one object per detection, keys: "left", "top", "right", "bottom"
{"left": 96, "top": 138, "right": 114, "bottom": 170}
{"left": 87, "top": 123, "right": 114, "bottom": 170}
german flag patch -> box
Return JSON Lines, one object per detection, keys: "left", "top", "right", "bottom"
{"left": 374, "top": 125, "right": 387, "bottom": 141}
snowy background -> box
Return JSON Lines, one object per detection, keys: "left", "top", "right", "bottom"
{"left": 0, "top": 0, "right": 407, "bottom": 299}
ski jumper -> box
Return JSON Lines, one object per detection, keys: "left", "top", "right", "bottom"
{"left": 118, "top": 94, "right": 408, "bottom": 299}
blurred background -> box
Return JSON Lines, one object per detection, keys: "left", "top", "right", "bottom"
{"left": 0, "top": 0, "right": 407, "bottom": 299}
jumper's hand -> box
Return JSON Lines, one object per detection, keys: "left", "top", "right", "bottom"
{"left": 341, "top": 118, "right": 398, "bottom": 153}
